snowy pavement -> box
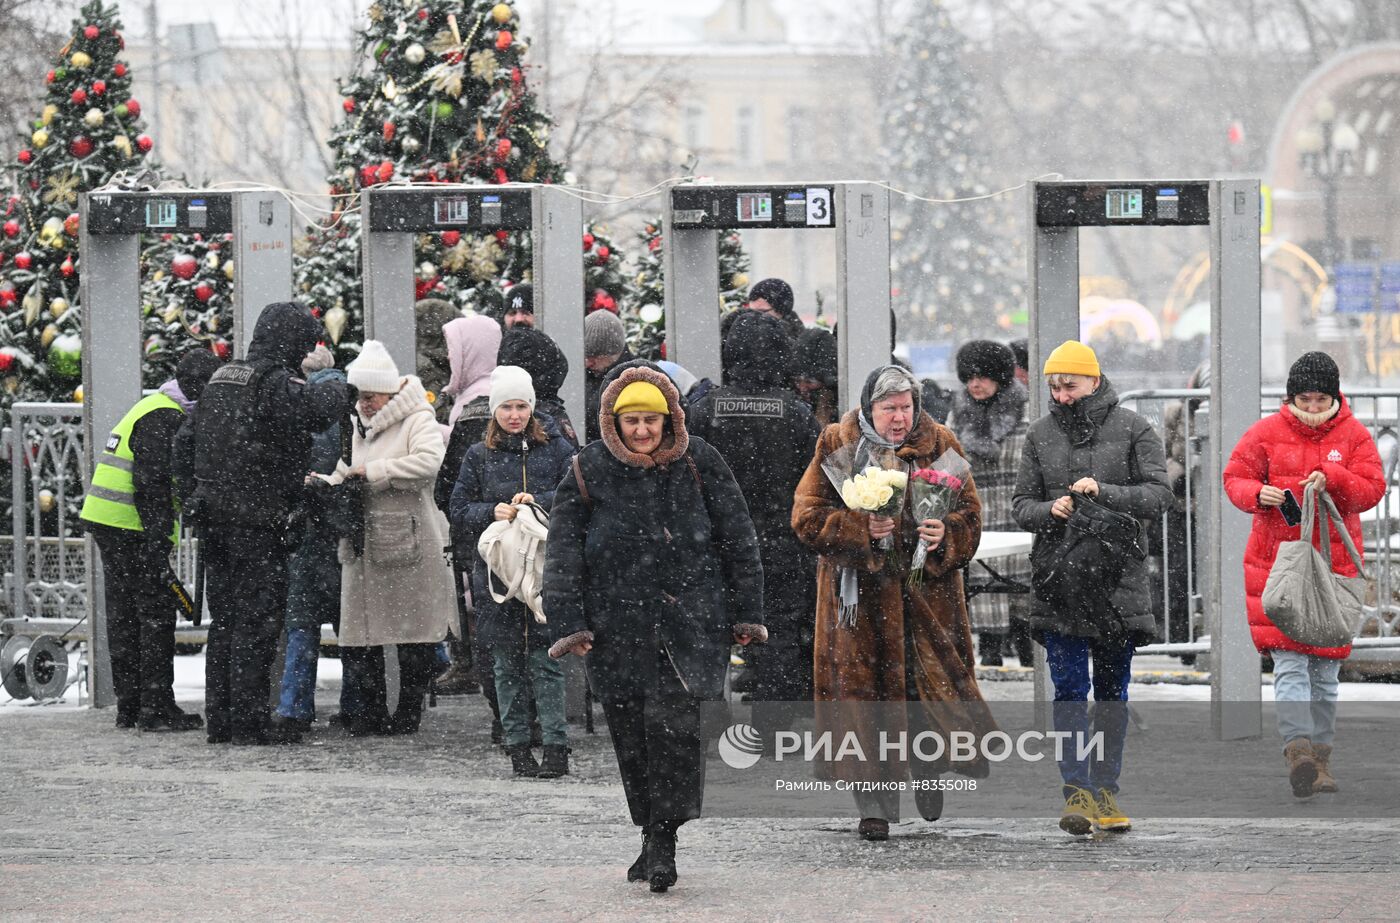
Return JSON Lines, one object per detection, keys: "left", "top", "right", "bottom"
{"left": 4, "top": 655, "right": 1400, "bottom": 919}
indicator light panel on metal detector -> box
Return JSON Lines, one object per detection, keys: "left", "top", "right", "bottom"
{"left": 1036, "top": 181, "right": 1210, "bottom": 227}
{"left": 368, "top": 187, "right": 533, "bottom": 231}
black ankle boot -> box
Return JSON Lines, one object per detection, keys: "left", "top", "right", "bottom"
{"left": 627, "top": 828, "right": 651, "bottom": 882}
{"left": 138, "top": 705, "right": 205, "bottom": 733}
{"left": 647, "top": 822, "right": 679, "bottom": 893}
{"left": 389, "top": 691, "right": 425, "bottom": 735}
{"left": 506, "top": 744, "right": 540, "bottom": 777}
{"left": 537, "top": 744, "right": 569, "bottom": 778}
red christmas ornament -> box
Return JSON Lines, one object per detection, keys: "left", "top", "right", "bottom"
{"left": 171, "top": 253, "right": 198, "bottom": 280}
{"left": 360, "top": 164, "right": 378, "bottom": 187}
{"left": 92, "top": 80, "right": 106, "bottom": 95}
{"left": 495, "top": 30, "right": 513, "bottom": 51}
{"left": 124, "top": 99, "right": 141, "bottom": 118}
{"left": 417, "top": 7, "right": 428, "bottom": 18}
{"left": 45, "top": 70, "right": 55, "bottom": 84}
{"left": 194, "top": 283, "right": 214, "bottom": 302}
{"left": 136, "top": 135, "right": 153, "bottom": 152}
{"left": 0, "top": 289, "right": 14, "bottom": 307}
{"left": 64, "top": 213, "right": 80, "bottom": 236}
{"left": 414, "top": 275, "right": 438, "bottom": 300}
{"left": 0, "top": 352, "right": 12, "bottom": 373}
{"left": 590, "top": 290, "right": 608, "bottom": 311}
{"left": 14, "top": 252, "right": 32, "bottom": 270}
{"left": 595, "top": 245, "right": 611, "bottom": 264}
{"left": 4, "top": 220, "right": 19, "bottom": 238}
{"left": 495, "top": 138, "right": 512, "bottom": 160}
{"left": 582, "top": 232, "right": 595, "bottom": 251}
{"left": 495, "top": 230, "right": 509, "bottom": 243}
{"left": 71, "top": 88, "right": 88, "bottom": 105}
{"left": 114, "top": 63, "right": 127, "bottom": 77}
{"left": 511, "top": 67, "right": 523, "bottom": 87}
{"left": 60, "top": 258, "right": 75, "bottom": 277}
{"left": 343, "top": 98, "right": 355, "bottom": 113}
{"left": 70, "top": 136, "right": 93, "bottom": 158}
{"left": 493, "top": 167, "right": 508, "bottom": 185}
{"left": 17, "top": 150, "right": 31, "bottom": 164}
{"left": 383, "top": 120, "right": 396, "bottom": 142}
{"left": 213, "top": 340, "right": 231, "bottom": 359}
{"left": 375, "top": 160, "right": 394, "bottom": 184}
{"left": 441, "top": 230, "right": 461, "bottom": 247}
{"left": 648, "top": 237, "right": 660, "bottom": 252}
{"left": 310, "top": 307, "right": 322, "bottom": 318}
{"left": 84, "top": 25, "right": 100, "bottom": 39}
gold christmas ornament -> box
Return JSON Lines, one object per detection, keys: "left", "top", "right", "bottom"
{"left": 41, "top": 104, "right": 57, "bottom": 126}
{"left": 731, "top": 272, "right": 749, "bottom": 290}
{"left": 112, "top": 134, "right": 132, "bottom": 157}
{"left": 72, "top": 384, "right": 84, "bottom": 403}
{"left": 70, "top": 51, "right": 92, "bottom": 69}
{"left": 224, "top": 260, "right": 235, "bottom": 281}
{"left": 323, "top": 305, "right": 349, "bottom": 344}
{"left": 31, "top": 128, "right": 49, "bottom": 148}
{"left": 162, "top": 305, "right": 181, "bottom": 324}
{"left": 491, "top": 3, "right": 513, "bottom": 24}
{"left": 207, "top": 315, "right": 219, "bottom": 332}
{"left": 153, "top": 269, "right": 166, "bottom": 283}
{"left": 43, "top": 170, "right": 81, "bottom": 206}
{"left": 38, "top": 489, "right": 55, "bottom": 514}
{"left": 521, "top": 159, "right": 538, "bottom": 181}
{"left": 49, "top": 296, "right": 69, "bottom": 317}
{"left": 382, "top": 76, "right": 398, "bottom": 100}
{"left": 41, "top": 324, "right": 58, "bottom": 349}
{"left": 205, "top": 251, "right": 220, "bottom": 269}
{"left": 3, "top": 377, "right": 17, "bottom": 396}
{"left": 83, "top": 107, "right": 104, "bottom": 128}
{"left": 41, "top": 216, "right": 64, "bottom": 240}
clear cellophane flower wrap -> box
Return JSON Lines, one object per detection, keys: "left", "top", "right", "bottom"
{"left": 822, "top": 445, "right": 909, "bottom": 626}
{"left": 905, "top": 448, "right": 971, "bottom": 588}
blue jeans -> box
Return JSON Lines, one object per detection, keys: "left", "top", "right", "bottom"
{"left": 276, "top": 626, "right": 320, "bottom": 721}
{"left": 493, "top": 646, "right": 567, "bottom": 748}
{"left": 1043, "top": 632, "right": 1135, "bottom": 795}
{"left": 1271, "top": 650, "right": 1341, "bottom": 747}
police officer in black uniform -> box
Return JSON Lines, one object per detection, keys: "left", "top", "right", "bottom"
{"left": 188, "top": 301, "right": 351, "bottom": 745}
{"left": 688, "top": 311, "right": 821, "bottom": 717}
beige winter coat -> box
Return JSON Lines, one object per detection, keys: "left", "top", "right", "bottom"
{"left": 330, "top": 375, "right": 456, "bottom": 647}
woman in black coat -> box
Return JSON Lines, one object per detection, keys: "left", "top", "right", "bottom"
{"left": 546, "top": 360, "right": 765, "bottom": 894}
{"left": 450, "top": 366, "right": 576, "bottom": 778}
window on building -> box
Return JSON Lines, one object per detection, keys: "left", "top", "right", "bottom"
{"left": 736, "top": 105, "right": 758, "bottom": 163}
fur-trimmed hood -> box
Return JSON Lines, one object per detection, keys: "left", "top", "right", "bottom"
{"left": 597, "top": 360, "right": 689, "bottom": 468}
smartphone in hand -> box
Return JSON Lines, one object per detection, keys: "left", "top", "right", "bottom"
{"left": 1280, "top": 489, "right": 1302, "bottom": 527}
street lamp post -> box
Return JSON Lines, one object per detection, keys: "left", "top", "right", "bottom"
{"left": 1295, "top": 98, "right": 1362, "bottom": 373}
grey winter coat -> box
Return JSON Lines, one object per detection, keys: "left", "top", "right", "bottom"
{"left": 1012, "top": 378, "right": 1171, "bottom": 640}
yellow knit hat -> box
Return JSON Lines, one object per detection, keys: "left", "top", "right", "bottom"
{"left": 1042, "top": 340, "right": 1101, "bottom": 377}
{"left": 613, "top": 380, "right": 670, "bottom": 416}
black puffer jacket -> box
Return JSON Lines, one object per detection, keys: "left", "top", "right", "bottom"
{"left": 189, "top": 302, "right": 348, "bottom": 533}
{"left": 285, "top": 368, "right": 348, "bottom": 631}
{"left": 544, "top": 361, "right": 764, "bottom": 701}
{"left": 688, "top": 312, "right": 820, "bottom": 633}
{"left": 498, "top": 327, "right": 579, "bottom": 448}
{"left": 1012, "top": 377, "right": 1171, "bottom": 641}
{"left": 451, "top": 419, "right": 576, "bottom": 651}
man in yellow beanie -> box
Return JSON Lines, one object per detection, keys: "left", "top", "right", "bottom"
{"left": 1012, "top": 338, "right": 1171, "bottom": 836}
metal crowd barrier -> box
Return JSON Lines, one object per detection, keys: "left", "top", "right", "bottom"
{"left": 1119, "top": 387, "right": 1400, "bottom": 662}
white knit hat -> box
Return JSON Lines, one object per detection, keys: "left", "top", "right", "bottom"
{"left": 489, "top": 365, "right": 535, "bottom": 415}
{"left": 347, "top": 340, "right": 401, "bottom": 393}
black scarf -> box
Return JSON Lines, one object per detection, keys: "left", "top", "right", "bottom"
{"left": 1048, "top": 377, "right": 1117, "bottom": 447}
{"left": 952, "top": 380, "right": 1027, "bottom": 458}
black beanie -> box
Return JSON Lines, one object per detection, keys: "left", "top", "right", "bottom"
{"left": 955, "top": 340, "right": 1017, "bottom": 389}
{"left": 747, "top": 278, "right": 794, "bottom": 317}
{"left": 1009, "top": 338, "right": 1028, "bottom": 373}
{"left": 1285, "top": 351, "right": 1340, "bottom": 402}
{"left": 176, "top": 348, "right": 225, "bottom": 403}
{"left": 498, "top": 326, "right": 567, "bottom": 400}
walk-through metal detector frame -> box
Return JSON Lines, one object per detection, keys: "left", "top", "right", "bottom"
{"left": 360, "top": 185, "right": 586, "bottom": 428}
{"left": 1028, "top": 179, "right": 1262, "bottom": 740}
{"left": 662, "top": 182, "right": 889, "bottom": 410}
{"left": 78, "top": 188, "right": 295, "bottom": 706}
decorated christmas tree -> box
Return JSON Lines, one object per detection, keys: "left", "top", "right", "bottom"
{"left": 0, "top": 0, "right": 156, "bottom": 406}
{"left": 297, "top": 0, "right": 572, "bottom": 358}
{"left": 139, "top": 232, "right": 236, "bottom": 386}
{"left": 882, "top": 1, "right": 1022, "bottom": 339}
{"left": 622, "top": 216, "right": 750, "bottom": 360}
{"left": 583, "top": 222, "right": 626, "bottom": 315}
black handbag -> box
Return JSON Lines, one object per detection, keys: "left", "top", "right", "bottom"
{"left": 1032, "top": 491, "right": 1146, "bottom": 613}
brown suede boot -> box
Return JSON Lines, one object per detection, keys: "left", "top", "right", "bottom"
{"left": 1312, "top": 743, "right": 1339, "bottom": 793}
{"left": 1284, "top": 737, "right": 1318, "bottom": 798}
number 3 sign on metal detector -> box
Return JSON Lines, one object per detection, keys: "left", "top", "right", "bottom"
{"left": 662, "top": 182, "right": 890, "bottom": 410}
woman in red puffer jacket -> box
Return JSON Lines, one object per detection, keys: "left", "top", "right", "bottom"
{"left": 1223, "top": 351, "right": 1385, "bottom": 800}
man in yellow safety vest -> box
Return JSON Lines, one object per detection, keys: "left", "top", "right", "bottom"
{"left": 79, "top": 350, "right": 223, "bottom": 731}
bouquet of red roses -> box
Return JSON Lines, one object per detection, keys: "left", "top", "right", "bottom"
{"left": 906, "top": 448, "right": 971, "bottom": 587}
